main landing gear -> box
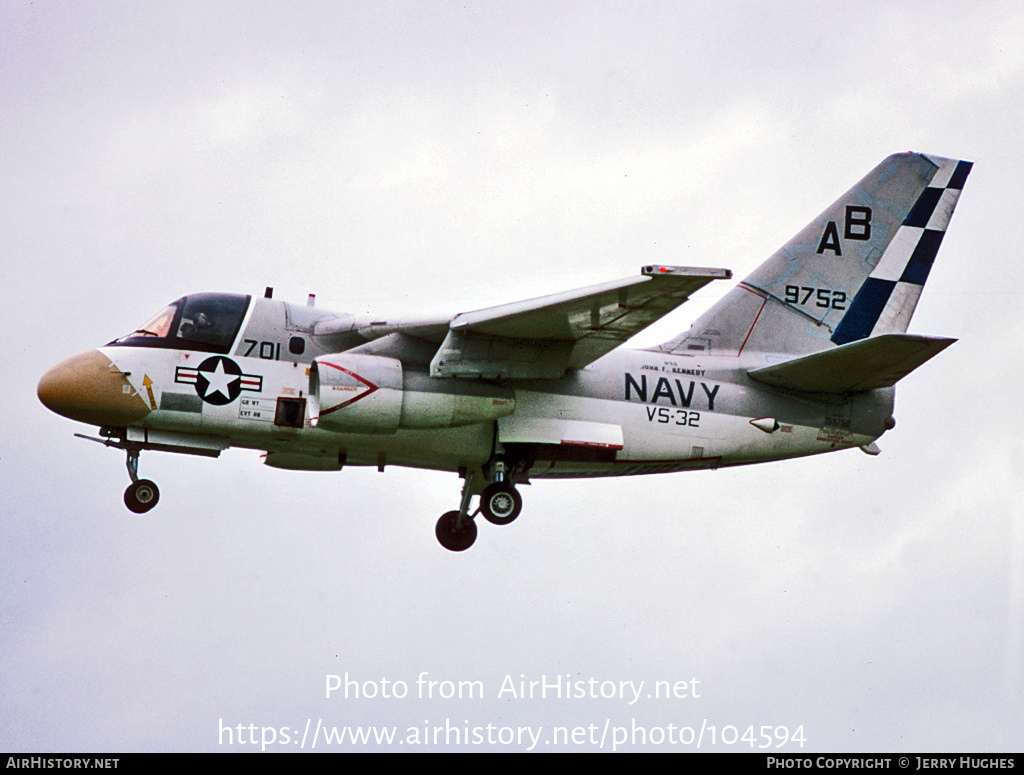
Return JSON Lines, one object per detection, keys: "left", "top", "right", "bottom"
{"left": 434, "top": 459, "right": 523, "bottom": 552}
{"left": 479, "top": 482, "right": 522, "bottom": 525}
{"left": 435, "top": 509, "right": 478, "bottom": 552}
{"left": 123, "top": 446, "right": 160, "bottom": 514}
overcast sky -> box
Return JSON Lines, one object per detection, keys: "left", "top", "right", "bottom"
{"left": 2, "top": 0, "right": 1023, "bottom": 752}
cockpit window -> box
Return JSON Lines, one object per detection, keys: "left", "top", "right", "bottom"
{"left": 133, "top": 303, "right": 177, "bottom": 339}
{"left": 110, "top": 293, "right": 251, "bottom": 354}
{"left": 175, "top": 295, "right": 247, "bottom": 349}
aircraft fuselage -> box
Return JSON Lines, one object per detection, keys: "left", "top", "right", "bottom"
{"left": 38, "top": 291, "right": 890, "bottom": 482}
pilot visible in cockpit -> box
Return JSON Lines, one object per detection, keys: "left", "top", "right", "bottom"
{"left": 178, "top": 310, "right": 213, "bottom": 338}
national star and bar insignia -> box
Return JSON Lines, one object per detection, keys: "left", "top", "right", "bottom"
{"left": 175, "top": 356, "right": 263, "bottom": 405}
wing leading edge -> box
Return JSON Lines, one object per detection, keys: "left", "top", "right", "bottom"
{"left": 428, "top": 265, "right": 732, "bottom": 379}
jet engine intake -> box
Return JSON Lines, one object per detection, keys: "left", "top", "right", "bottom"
{"left": 309, "top": 353, "right": 515, "bottom": 434}
{"left": 309, "top": 353, "right": 403, "bottom": 433}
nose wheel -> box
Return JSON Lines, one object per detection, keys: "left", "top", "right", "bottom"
{"left": 125, "top": 479, "right": 160, "bottom": 513}
{"left": 124, "top": 446, "right": 160, "bottom": 514}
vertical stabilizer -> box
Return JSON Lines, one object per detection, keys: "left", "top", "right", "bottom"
{"left": 658, "top": 153, "right": 971, "bottom": 357}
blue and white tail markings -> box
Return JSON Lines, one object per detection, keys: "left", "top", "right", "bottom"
{"left": 658, "top": 152, "right": 970, "bottom": 361}
{"left": 831, "top": 156, "right": 972, "bottom": 345}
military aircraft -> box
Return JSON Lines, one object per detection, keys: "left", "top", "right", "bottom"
{"left": 38, "top": 152, "right": 970, "bottom": 551}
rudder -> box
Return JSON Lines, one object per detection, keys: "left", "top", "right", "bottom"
{"left": 830, "top": 155, "right": 971, "bottom": 345}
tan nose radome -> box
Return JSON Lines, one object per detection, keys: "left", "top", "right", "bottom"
{"left": 38, "top": 350, "right": 150, "bottom": 426}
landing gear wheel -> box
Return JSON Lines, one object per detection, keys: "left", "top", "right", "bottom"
{"left": 124, "top": 479, "right": 160, "bottom": 514}
{"left": 480, "top": 482, "right": 522, "bottom": 525}
{"left": 435, "top": 510, "right": 477, "bottom": 552}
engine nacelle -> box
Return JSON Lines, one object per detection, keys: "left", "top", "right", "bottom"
{"left": 309, "top": 353, "right": 515, "bottom": 434}
{"left": 309, "top": 353, "right": 403, "bottom": 433}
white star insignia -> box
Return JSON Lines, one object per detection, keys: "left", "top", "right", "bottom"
{"left": 200, "top": 359, "right": 239, "bottom": 400}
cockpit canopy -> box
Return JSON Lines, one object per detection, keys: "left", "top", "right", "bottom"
{"left": 109, "top": 293, "right": 251, "bottom": 354}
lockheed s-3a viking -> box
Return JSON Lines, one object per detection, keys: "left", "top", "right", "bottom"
{"left": 38, "top": 152, "right": 971, "bottom": 551}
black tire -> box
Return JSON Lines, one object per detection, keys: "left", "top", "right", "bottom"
{"left": 435, "top": 510, "right": 477, "bottom": 552}
{"left": 480, "top": 483, "right": 522, "bottom": 525}
{"left": 124, "top": 479, "right": 160, "bottom": 514}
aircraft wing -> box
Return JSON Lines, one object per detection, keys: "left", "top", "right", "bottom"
{"left": 427, "top": 265, "right": 732, "bottom": 379}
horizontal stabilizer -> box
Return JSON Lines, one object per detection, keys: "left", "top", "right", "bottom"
{"left": 747, "top": 334, "right": 955, "bottom": 394}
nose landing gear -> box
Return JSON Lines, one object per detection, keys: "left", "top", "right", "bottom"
{"left": 125, "top": 479, "right": 160, "bottom": 513}
{"left": 124, "top": 446, "right": 160, "bottom": 514}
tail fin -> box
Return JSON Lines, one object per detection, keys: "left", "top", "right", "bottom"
{"left": 659, "top": 152, "right": 971, "bottom": 357}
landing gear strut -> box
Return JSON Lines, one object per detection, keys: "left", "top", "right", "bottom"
{"left": 434, "top": 456, "right": 524, "bottom": 551}
{"left": 123, "top": 446, "right": 160, "bottom": 514}
{"left": 435, "top": 470, "right": 479, "bottom": 552}
{"left": 479, "top": 456, "right": 522, "bottom": 525}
